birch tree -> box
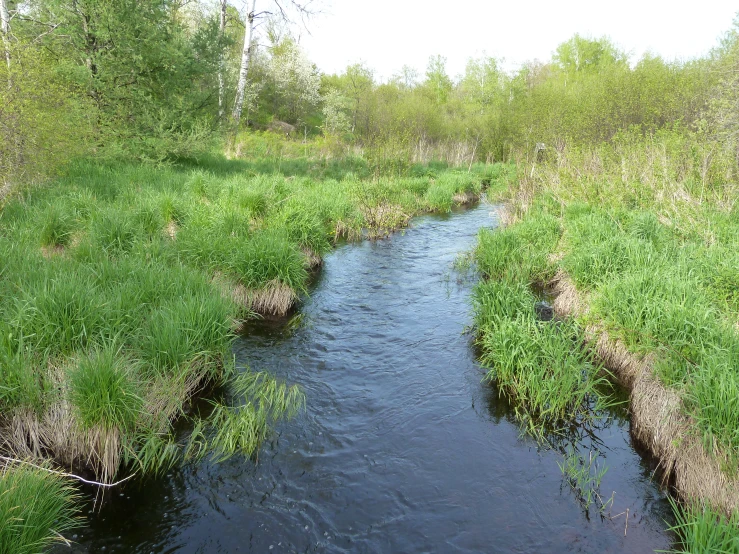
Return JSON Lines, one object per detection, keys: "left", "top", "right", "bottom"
{"left": 218, "top": 0, "right": 227, "bottom": 119}
{"left": 1, "top": 0, "right": 10, "bottom": 71}
{"left": 231, "top": 0, "right": 256, "bottom": 126}
{"left": 231, "top": 0, "right": 314, "bottom": 127}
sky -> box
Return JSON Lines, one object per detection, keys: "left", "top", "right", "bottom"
{"left": 297, "top": 0, "right": 738, "bottom": 81}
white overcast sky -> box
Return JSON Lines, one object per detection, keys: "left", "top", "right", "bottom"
{"left": 297, "top": 1, "right": 738, "bottom": 80}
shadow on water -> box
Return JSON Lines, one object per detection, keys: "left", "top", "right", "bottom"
{"left": 57, "top": 200, "right": 674, "bottom": 554}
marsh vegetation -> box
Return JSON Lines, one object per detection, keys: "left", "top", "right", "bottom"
{"left": 3, "top": 0, "right": 739, "bottom": 550}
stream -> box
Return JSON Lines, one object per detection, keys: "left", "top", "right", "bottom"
{"left": 59, "top": 201, "right": 673, "bottom": 553}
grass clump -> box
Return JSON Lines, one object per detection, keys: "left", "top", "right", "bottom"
{"left": 0, "top": 327, "right": 47, "bottom": 412}
{"left": 38, "top": 204, "right": 77, "bottom": 248}
{"left": 139, "top": 293, "right": 234, "bottom": 378}
{"left": 476, "top": 309, "right": 606, "bottom": 434}
{"left": 472, "top": 210, "right": 611, "bottom": 438}
{"left": 561, "top": 209, "right": 660, "bottom": 289}
{"left": 69, "top": 345, "right": 142, "bottom": 431}
{"left": 229, "top": 229, "right": 308, "bottom": 292}
{"left": 0, "top": 465, "right": 79, "bottom": 554}
{"left": 666, "top": 500, "right": 739, "bottom": 554}
{"left": 475, "top": 211, "right": 561, "bottom": 283}
{"left": 88, "top": 208, "right": 142, "bottom": 254}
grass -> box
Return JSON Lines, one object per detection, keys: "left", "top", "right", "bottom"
{"left": 480, "top": 129, "right": 739, "bottom": 551}
{"left": 665, "top": 500, "right": 739, "bottom": 554}
{"left": 69, "top": 345, "right": 142, "bottom": 431}
{"left": 473, "top": 276, "right": 611, "bottom": 438}
{"left": 558, "top": 446, "right": 611, "bottom": 512}
{"left": 0, "top": 465, "right": 79, "bottom": 554}
{"left": 0, "top": 135, "right": 503, "bottom": 551}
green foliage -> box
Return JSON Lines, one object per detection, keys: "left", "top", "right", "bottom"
{"left": 0, "top": 466, "right": 79, "bottom": 554}
{"left": 38, "top": 204, "right": 78, "bottom": 248}
{"left": 139, "top": 294, "right": 233, "bottom": 377}
{"left": 69, "top": 345, "right": 142, "bottom": 431}
{"left": 666, "top": 499, "right": 739, "bottom": 554}
{"left": 558, "top": 447, "right": 611, "bottom": 511}
{"left": 553, "top": 35, "right": 628, "bottom": 74}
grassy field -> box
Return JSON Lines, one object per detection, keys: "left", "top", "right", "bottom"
{"left": 471, "top": 131, "right": 739, "bottom": 551}
{"left": 0, "top": 139, "right": 501, "bottom": 549}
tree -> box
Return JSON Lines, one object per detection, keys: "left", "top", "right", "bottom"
{"left": 0, "top": 0, "right": 9, "bottom": 70}
{"left": 459, "top": 56, "right": 501, "bottom": 114}
{"left": 553, "top": 34, "right": 627, "bottom": 75}
{"left": 267, "top": 39, "right": 319, "bottom": 125}
{"left": 218, "top": 0, "right": 227, "bottom": 119}
{"left": 321, "top": 88, "right": 351, "bottom": 136}
{"left": 24, "top": 0, "right": 224, "bottom": 160}
{"left": 231, "top": 0, "right": 315, "bottom": 127}
{"left": 232, "top": 0, "right": 256, "bottom": 125}
{"left": 424, "top": 55, "right": 452, "bottom": 104}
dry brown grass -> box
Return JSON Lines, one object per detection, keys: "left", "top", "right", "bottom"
{"left": 211, "top": 273, "right": 298, "bottom": 317}
{"left": 452, "top": 191, "right": 480, "bottom": 205}
{"left": 166, "top": 221, "right": 178, "bottom": 240}
{"left": 0, "top": 357, "right": 216, "bottom": 484}
{"left": 548, "top": 271, "right": 739, "bottom": 514}
{"left": 302, "top": 247, "right": 322, "bottom": 270}
{"left": 361, "top": 203, "right": 411, "bottom": 239}
{"left": 243, "top": 280, "right": 298, "bottom": 316}
{"left": 40, "top": 244, "right": 66, "bottom": 259}
{"left": 333, "top": 219, "right": 362, "bottom": 242}
{"left": 0, "top": 366, "right": 122, "bottom": 483}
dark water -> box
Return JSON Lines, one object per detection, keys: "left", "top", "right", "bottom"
{"left": 59, "top": 202, "right": 673, "bottom": 553}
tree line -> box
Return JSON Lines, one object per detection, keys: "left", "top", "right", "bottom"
{"left": 1, "top": 1, "right": 739, "bottom": 185}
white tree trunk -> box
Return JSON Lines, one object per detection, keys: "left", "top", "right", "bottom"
{"left": 218, "top": 0, "right": 227, "bottom": 119}
{"left": 0, "top": 0, "right": 10, "bottom": 71}
{"left": 231, "top": 0, "right": 256, "bottom": 126}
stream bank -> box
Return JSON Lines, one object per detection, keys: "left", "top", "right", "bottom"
{"left": 57, "top": 201, "right": 673, "bottom": 553}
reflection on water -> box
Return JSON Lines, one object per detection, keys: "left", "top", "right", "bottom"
{"left": 59, "top": 201, "right": 673, "bottom": 553}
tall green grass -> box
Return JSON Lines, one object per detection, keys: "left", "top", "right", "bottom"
{"left": 69, "top": 345, "right": 142, "bottom": 431}
{"left": 472, "top": 210, "right": 610, "bottom": 437}
{"left": 666, "top": 500, "right": 739, "bottom": 554}
{"left": 0, "top": 466, "right": 79, "bottom": 554}
{"left": 474, "top": 279, "right": 608, "bottom": 435}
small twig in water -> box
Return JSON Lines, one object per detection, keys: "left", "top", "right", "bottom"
{"left": 0, "top": 455, "right": 136, "bottom": 488}
{"left": 625, "top": 507, "right": 629, "bottom": 536}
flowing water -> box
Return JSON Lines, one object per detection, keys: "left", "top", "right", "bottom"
{"left": 59, "top": 201, "right": 673, "bottom": 553}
